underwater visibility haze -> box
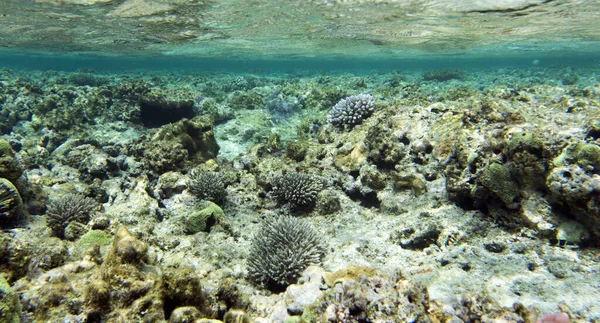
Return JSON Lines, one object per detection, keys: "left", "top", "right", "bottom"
{"left": 0, "top": 1, "right": 600, "bottom": 322}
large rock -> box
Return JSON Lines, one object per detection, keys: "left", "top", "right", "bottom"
{"left": 0, "top": 178, "right": 23, "bottom": 225}
{"left": 0, "top": 139, "right": 22, "bottom": 182}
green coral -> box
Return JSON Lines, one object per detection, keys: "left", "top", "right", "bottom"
{"left": 184, "top": 201, "right": 225, "bottom": 234}
{"left": 553, "top": 141, "right": 600, "bottom": 169}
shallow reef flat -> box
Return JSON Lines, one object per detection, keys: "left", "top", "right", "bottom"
{"left": 0, "top": 65, "right": 599, "bottom": 322}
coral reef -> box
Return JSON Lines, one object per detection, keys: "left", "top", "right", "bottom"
{"left": 0, "top": 66, "right": 599, "bottom": 322}
{"left": 247, "top": 216, "right": 325, "bottom": 290}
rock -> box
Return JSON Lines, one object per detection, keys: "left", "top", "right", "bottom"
{"left": 0, "top": 234, "right": 30, "bottom": 282}
{"left": 223, "top": 309, "right": 252, "bottom": 323}
{"left": 155, "top": 171, "right": 187, "bottom": 199}
{"left": 334, "top": 142, "right": 368, "bottom": 173}
{"left": 163, "top": 267, "right": 208, "bottom": 318}
{"left": 64, "top": 221, "right": 89, "bottom": 241}
{"left": 285, "top": 270, "right": 324, "bottom": 315}
{"left": 315, "top": 189, "right": 342, "bottom": 215}
{"left": 105, "top": 226, "right": 148, "bottom": 266}
{"left": 0, "top": 274, "right": 21, "bottom": 323}
{"left": 0, "top": 178, "right": 23, "bottom": 225}
{"left": 0, "top": 139, "right": 23, "bottom": 182}
{"left": 392, "top": 172, "right": 426, "bottom": 196}
{"left": 153, "top": 116, "right": 219, "bottom": 161}
{"left": 480, "top": 163, "right": 520, "bottom": 208}
{"left": 168, "top": 306, "right": 203, "bottom": 323}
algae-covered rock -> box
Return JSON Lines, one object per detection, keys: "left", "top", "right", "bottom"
{"left": 139, "top": 95, "right": 196, "bottom": 128}
{"left": 574, "top": 142, "right": 600, "bottom": 169}
{"left": 0, "top": 234, "right": 30, "bottom": 282}
{"left": 334, "top": 142, "right": 368, "bottom": 173}
{"left": 286, "top": 140, "right": 309, "bottom": 162}
{"left": 105, "top": 226, "right": 148, "bottom": 266}
{"left": 480, "top": 163, "right": 520, "bottom": 207}
{"left": 365, "top": 117, "right": 409, "bottom": 168}
{"left": 130, "top": 115, "right": 220, "bottom": 173}
{"left": 169, "top": 306, "right": 203, "bottom": 323}
{"left": 153, "top": 116, "right": 219, "bottom": 159}
{"left": 184, "top": 201, "right": 225, "bottom": 234}
{"left": 0, "top": 139, "right": 23, "bottom": 182}
{"left": 163, "top": 267, "right": 208, "bottom": 319}
{"left": 0, "top": 178, "right": 23, "bottom": 225}
{"left": 223, "top": 309, "right": 252, "bottom": 323}
{"left": 0, "top": 275, "right": 21, "bottom": 323}
{"left": 504, "top": 131, "right": 552, "bottom": 189}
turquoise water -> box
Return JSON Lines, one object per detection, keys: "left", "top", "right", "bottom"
{"left": 1, "top": 51, "right": 599, "bottom": 73}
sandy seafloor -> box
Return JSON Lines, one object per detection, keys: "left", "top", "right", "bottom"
{"left": 0, "top": 64, "right": 599, "bottom": 323}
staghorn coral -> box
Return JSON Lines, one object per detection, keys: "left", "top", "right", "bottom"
{"left": 327, "top": 94, "right": 375, "bottom": 129}
{"left": 46, "top": 193, "right": 98, "bottom": 239}
{"left": 272, "top": 172, "right": 324, "bottom": 210}
{"left": 187, "top": 169, "right": 227, "bottom": 204}
{"left": 247, "top": 215, "right": 325, "bottom": 290}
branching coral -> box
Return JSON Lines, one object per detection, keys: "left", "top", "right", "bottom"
{"left": 272, "top": 172, "right": 324, "bottom": 209}
{"left": 247, "top": 215, "right": 325, "bottom": 290}
{"left": 187, "top": 169, "right": 227, "bottom": 204}
{"left": 327, "top": 94, "right": 375, "bottom": 129}
{"left": 46, "top": 193, "right": 98, "bottom": 239}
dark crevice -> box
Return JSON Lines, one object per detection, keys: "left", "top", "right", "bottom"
{"left": 347, "top": 190, "right": 381, "bottom": 209}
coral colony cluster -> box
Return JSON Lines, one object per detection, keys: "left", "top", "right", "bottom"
{"left": 0, "top": 67, "right": 597, "bottom": 322}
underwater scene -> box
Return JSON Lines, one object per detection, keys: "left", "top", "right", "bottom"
{"left": 1, "top": 1, "right": 600, "bottom": 323}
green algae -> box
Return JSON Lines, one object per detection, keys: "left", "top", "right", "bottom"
{"left": 77, "top": 230, "right": 113, "bottom": 249}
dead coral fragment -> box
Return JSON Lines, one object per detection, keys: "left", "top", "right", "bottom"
{"left": 46, "top": 193, "right": 98, "bottom": 239}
